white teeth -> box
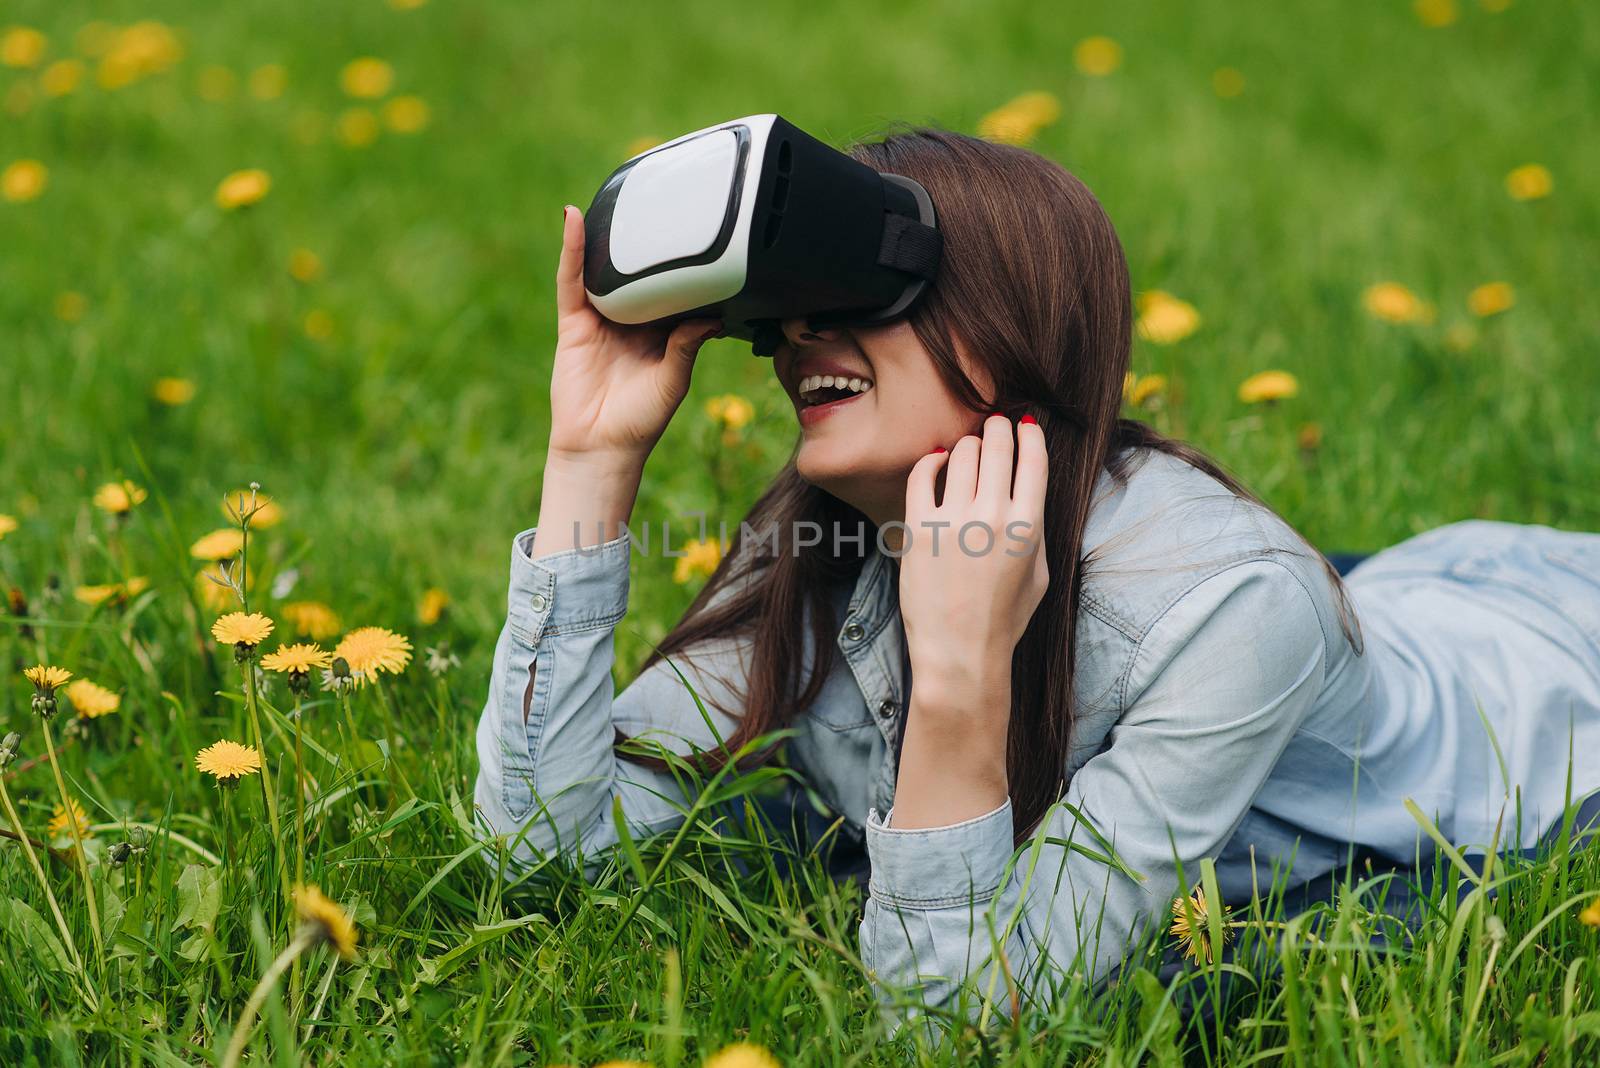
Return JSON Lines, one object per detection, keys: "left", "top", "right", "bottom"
{"left": 797, "top": 373, "right": 875, "bottom": 404}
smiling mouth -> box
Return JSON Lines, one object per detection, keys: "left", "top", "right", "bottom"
{"left": 796, "top": 373, "right": 874, "bottom": 407}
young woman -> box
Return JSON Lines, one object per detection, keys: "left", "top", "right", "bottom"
{"left": 474, "top": 127, "right": 1600, "bottom": 1037}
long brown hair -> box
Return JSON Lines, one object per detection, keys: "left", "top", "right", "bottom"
{"left": 614, "top": 123, "right": 1363, "bottom": 848}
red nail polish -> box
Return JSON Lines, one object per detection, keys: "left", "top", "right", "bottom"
{"left": 932, "top": 446, "right": 947, "bottom": 454}
{"left": 989, "top": 411, "right": 1003, "bottom": 419}
{"left": 1020, "top": 413, "right": 1038, "bottom": 425}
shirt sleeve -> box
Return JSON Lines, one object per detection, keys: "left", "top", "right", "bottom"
{"left": 858, "top": 558, "right": 1330, "bottom": 1044}
{"left": 473, "top": 526, "right": 751, "bottom": 879}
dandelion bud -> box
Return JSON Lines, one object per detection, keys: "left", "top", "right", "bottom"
{"left": 109, "top": 841, "right": 133, "bottom": 866}
{"left": 0, "top": 731, "right": 20, "bottom": 769}
{"left": 129, "top": 825, "right": 150, "bottom": 849}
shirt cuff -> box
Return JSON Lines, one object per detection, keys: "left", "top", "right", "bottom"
{"left": 505, "top": 525, "right": 631, "bottom": 650}
{"left": 864, "top": 798, "right": 1016, "bottom": 910}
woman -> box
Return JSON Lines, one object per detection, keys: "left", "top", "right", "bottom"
{"left": 474, "top": 126, "right": 1600, "bottom": 1039}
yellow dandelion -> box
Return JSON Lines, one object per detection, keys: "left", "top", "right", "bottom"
{"left": 40, "top": 58, "right": 84, "bottom": 97}
{"left": 195, "top": 739, "right": 262, "bottom": 782}
{"left": 24, "top": 665, "right": 73, "bottom": 692}
{"left": 2, "top": 159, "right": 48, "bottom": 203}
{"left": 293, "top": 884, "right": 359, "bottom": 959}
{"left": 1005, "top": 90, "right": 1062, "bottom": 127}
{"left": 283, "top": 600, "right": 341, "bottom": 640}
{"left": 191, "top": 528, "right": 246, "bottom": 561}
{"left": 1362, "top": 281, "right": 1425, "bottom": 324}
{"left": 704, "top": 1043, "right": 783, "bottom": 1068}
{"left": 1237, "top": 369, "right": 1300, "bottom": 404}
{"left": 674, "top": 537, "right": 723, "bottom": 584}
{"left": 1073, "top": 35, "right": 1123, "bottom": 77}
{"left": 389, "top": 0, "right": 430, "bottom": 8}
{"left": 705, "top": 394, "right": 756, "bottom": 431}
{"left": 417, "top": 587, "right": 450, "bottom": 626}
{"left": 337, "top": 107, "right": 380, "bottom": 147}
{"left": 212, "top": 612, "right": 274, "bottom": 648}
{"left": 1414, "top": 0, "right": 1458, "bottom": 27}
{"left": 303, "top": 308, "right": 336, "bottom": 339}
{"left": 1212, "top": 67, "right": 1245, "bottom": 98}
{"left": 153, "top": 376, "right": 197, "bottom": 405}
{"left": 197, "top": 64, "right": 237, "bottom": 101}
{"left": 1129, "top": 373, "right": 1167, "bottom": 407}
{"left": 260, "top": 643, "right": 332, "bottom": 675}
{"left": 1170, "top": 886, "right": 1233, "bottom": 964}
{"left": 382, "top": 94, "right": 430, "bottom": 133}
{"left": 248, "top": 63, "right": 286, "bottom": 100}
{"left": 976, "top": 91, "right": 1060, "bottom": 146}
{"left": 215, "top": 168, "right": 271, "bottom": 210}
{"left": 93, "top": 479, "right": 147, "bottom": 515}
{"left": 196, "top": 563, "right": 252, "bottom": 612}
{"left": 74, "top": 577, "right": 150, "bottom": 607}
{"left": 64, "top": 678, "right": 120, "bottom": 719}
{"left": 333, "top": 626, "right": 413, "bottom": 677}
{"left": 976, "top": 106, "right": 1040, "bottom": 146}
{"left": 222, "top": 489, "right": 283, "bottom": 529}
{"left": 1504, "top": 163, "right": 1552, "bottom": 202}
{"left": 48, "top": 799, "right": 93, "bottom": 841}
{"left": 54, "top": 290, "right": 88, "bottom": 321}
{"left": 0, "top": 514, "right": 19, "bottom": 540}
{"left": 288, "top": 248, "right": 323, "bottom": 283}
{"left": 1467, "top": 281, "right": 1514, "bottom": 318}
{"left": 1, "top": 26, "right": 47, "bottom": 69}
{"left": 94, "top": 22, "right": 183, "bottom": 91}
{"left": 340, "top": 57, "right": 393, "bottom": 99}
{"left": 1135, "top": 290, "right": 1202, "bottom": 345}
{"left": 1579, "top": 897, "right": 1600, "bottom": 927}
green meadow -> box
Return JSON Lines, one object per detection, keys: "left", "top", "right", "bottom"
{"left": 2, "top": 0, "right": 1599, "bottom": 1063}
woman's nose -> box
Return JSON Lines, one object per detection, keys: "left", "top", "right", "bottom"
{"left": 779, "top": 317, "right": 840, "bottom": 349}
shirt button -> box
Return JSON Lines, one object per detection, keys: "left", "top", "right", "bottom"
{"left": 877, "top": 698, "right": 897, "bottom": 719}
{"left": 530, "top": 592, "right": 550, "bottom": 612}
{"left": 843, "top": 621, "right": 865, "bottom": 641}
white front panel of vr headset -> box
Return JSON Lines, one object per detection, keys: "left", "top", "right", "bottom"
{"left": 610, "top": 130, "right": 739, "bottom": 275}
{"left": 589, "top": 114, "right": 778, "bottom": 325}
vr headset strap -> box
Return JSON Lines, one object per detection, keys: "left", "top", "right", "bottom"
{"left": 877, "top": 213, "right": 943, "bottom": 281}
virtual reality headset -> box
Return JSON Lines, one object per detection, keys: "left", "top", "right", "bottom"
{"left": 582, "top": 113, "right": 943, "bottom": 357}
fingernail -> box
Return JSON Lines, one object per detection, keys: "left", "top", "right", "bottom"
{"left": 931, "top": 446, "right": 947, "bottom": 454}
{"left": 1020, "top": 413, "right": 1038, "bottom": 425}
{"left": 989, "top": 411, "right": 1003, "bottom": 419}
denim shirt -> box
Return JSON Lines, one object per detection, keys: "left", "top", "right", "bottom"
{"left": 473, "top": 445, "right": 1600, "bottom": 1041}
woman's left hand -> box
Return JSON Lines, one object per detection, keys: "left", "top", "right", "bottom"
{"left": 898, "top": 413, "right": 1051, "bottom": 713}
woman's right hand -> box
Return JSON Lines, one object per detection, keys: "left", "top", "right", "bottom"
{"left": 528, "top": 204, "right": 724, "bottom": 559}
{"left": 548, "top": 203, "right": 724, "bottom": 469}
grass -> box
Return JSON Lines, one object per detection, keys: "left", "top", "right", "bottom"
{"left": 1, "top": 0, "right": 1599, "bottom": 1063}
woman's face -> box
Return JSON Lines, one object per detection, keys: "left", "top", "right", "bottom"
{"left": 771, "top": 316, "right": 993, "bottom": 519}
